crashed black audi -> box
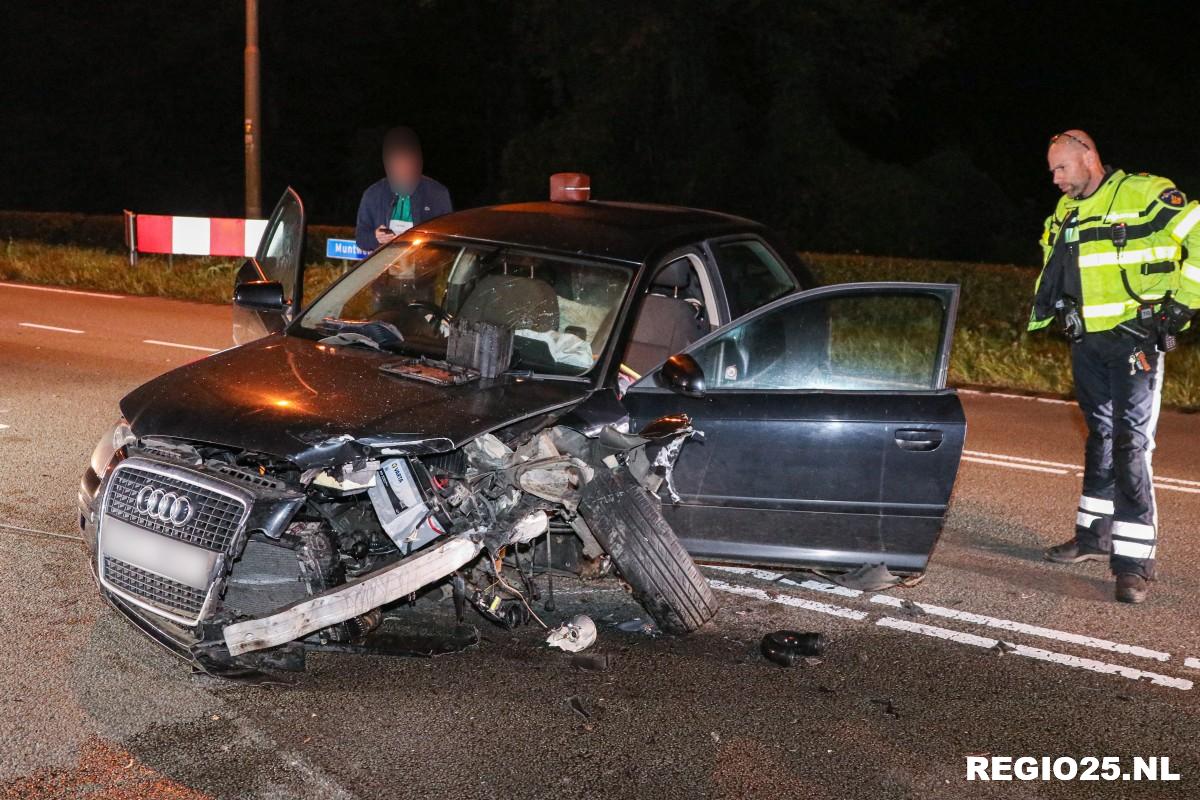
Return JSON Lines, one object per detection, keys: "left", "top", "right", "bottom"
{"left": 79, "top": 181, "right": 966, "bottom": 673}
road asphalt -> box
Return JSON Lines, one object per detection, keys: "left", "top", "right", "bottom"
{"left": 1, "top": 281, "right": 1197, "bottom": 799}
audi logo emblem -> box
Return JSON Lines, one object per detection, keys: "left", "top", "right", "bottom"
{"left": 134, "top": 485, "right": 195, "bottom": 526}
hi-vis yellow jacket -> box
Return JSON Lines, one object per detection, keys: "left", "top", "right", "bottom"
{"left": 1030, "top": 169, "right": 1200, "bottom": 332}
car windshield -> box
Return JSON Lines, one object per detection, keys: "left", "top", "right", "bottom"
{"left": 296, "top": 240, "right": 632, "bottom": 377}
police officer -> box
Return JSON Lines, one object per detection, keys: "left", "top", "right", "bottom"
{"left": 1031, "top": 130, "right": 1200, "bottom": 603}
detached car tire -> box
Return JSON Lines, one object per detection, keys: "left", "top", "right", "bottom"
{"left": 579, "top": 465, "right": 718, "bottom": 634}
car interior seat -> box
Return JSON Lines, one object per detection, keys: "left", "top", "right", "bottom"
{"left": 457, "top": 273, "right": 560, "bottom": 332}
{"left": 624, "top": 259, "right": 709, "bottom": 376}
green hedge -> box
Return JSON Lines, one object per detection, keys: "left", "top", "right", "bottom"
{"left": 0, "top": 210, "right": 354, "bottom": 263}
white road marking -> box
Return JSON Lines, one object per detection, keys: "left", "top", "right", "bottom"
{"left": 877, "top": 617, "right": 1192, "bottom": 690}
{"left": 708, "top": 579, "right": 867, "bottom": 621}
{"left": 0, "top": 522, "right": 84, "bottom": 543}
{"left": 962, "top": 455, "right": 1068, "bottom": 475}
{"left": 0, "top": 424, "right": 8, "bottom": 430}
{"left": 0, "top": 281, "right": 124, "bottom": 299}
{"left": 1156, "top": 475, "right": 1200, "bottom": 487}
{"left": 964, "top": 449, "right": 1077, "bottom": 470}
{"left": 1154, "top": 483, "right": 1200, "bottom": 495}
{"left": 705, "top": 565, "right": 785, "bottom": 581}
{"left": 713, "top": 567, "right": 1196, "bottom": 689}
{"left": 706, "top": 565, "right": 865, "bottom": 599}
{"left": 779, "top": 577, "right": 864, "bottom": 599}
{"left": 143, "top": 339, "right": 220, "bottom": 353}
{"left": 870, "top": 594, "right": 1170, "bottom": 662}
{"left": 711, "top": 567, "right": 1174, "bottom": 667}
{"left": 964, "top": 449, "right": 1200, "bottom": 491}
{"left": 18, "top": 322, "right": 84, "bottom": 334}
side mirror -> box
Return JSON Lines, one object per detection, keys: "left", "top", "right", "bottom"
{"left": 657, "top": 353, "right": 706, "bottom": 398}
{"left": 234, "top": 257, "right": 262, "bottom": 287}
{"left": 234, "top": 280, "right": 286, "bottom": 311}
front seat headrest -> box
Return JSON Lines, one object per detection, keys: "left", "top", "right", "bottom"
{"left": 652, "top": 260, "right": 692, "bottom": 290}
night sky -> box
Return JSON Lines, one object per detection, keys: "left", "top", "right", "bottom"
{"left": 3, "top": 1, "right": 1199, "bottom": 264}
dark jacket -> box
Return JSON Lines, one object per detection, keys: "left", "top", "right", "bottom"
{"left": 355, "top": 176, "right": 453, "bottom": 252}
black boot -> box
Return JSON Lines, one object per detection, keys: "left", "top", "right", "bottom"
{"left": 1045, "top": 538, "right": 1108, "bottom": 564}
{"left": 1115, "top": 573, "right": 1148, "bottom": 604}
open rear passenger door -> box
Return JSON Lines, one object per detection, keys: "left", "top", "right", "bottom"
{"left": 233, "top": 187, "right": 306, "bottom": 344}
{"left": 621, "top": 282, "right": 965, "bottom": 574}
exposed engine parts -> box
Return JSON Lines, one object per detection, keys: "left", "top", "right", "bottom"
{"left": 94, "top": 414, "right": 716, "bottom": 674}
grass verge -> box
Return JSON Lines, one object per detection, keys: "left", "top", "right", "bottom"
{"left": 2, "top": 239, "right": 1197, "bottom": 409}
{"left": 0, "top": 239, "right": 344, "bottom": 308}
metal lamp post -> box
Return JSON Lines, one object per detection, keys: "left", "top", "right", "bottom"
{"left": 244, "top": 0, "right": 262, "bottom": 218}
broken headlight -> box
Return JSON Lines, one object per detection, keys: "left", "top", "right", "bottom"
{"left": 90, "top": 416, "right": 136, "bottom": 478}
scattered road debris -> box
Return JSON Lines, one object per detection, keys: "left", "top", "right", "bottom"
{"left": 567, "top": 695, "right": 591, "bottom": 719}
{"left": 817, "top": 563, "right": 906, "bottom": 592}
{"left": 616, "top": 617, "right": 659, "bottom": 636}
{"left": 760, "top": 630, "right": 826, "bottom": 667}
{"left": 546, "top": 614, "right": 597, "bottom": 652}
{"left": 871, "top": 698, "right": 901, "bottom": 718}
{"left": 571, "top": 652, "right": 612, "bottom": 672}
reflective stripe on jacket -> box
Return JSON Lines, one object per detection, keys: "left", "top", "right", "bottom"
{"left": 1029, "top": 169, "right": 1200, "bottom": 332}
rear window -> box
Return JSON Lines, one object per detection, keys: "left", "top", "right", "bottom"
{"left": 711, "top": 238, "right": 797, "bottom": 317}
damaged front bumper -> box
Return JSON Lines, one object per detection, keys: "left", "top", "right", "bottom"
{"left": 222, "top": 534, "right": 482, "bottom": 656}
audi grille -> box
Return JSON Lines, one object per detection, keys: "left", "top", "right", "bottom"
{"left": 96, "top": 457, "right": 252, "bottom": 625}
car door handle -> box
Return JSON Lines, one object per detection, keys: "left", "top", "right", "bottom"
{"left": 894, "top": 429, "right": 943, "bottom": 452}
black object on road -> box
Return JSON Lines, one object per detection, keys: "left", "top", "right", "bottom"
{"left": 760, "top": 630, "right": 825, "bottom": 667}
{"left": 571, "top": 652, "right": 612, "bottom": 672}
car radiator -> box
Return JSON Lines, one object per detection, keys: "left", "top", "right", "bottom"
{"left": 221, "top": 539, "right": 310, "bottom": 618}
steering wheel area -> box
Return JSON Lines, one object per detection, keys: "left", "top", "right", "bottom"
{"left": 406, "top": 301, "right": 451, "bottom": 329}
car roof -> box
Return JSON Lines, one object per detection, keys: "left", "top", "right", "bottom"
{"left": 413, "top": 201, "right": 768, "bottom": 264}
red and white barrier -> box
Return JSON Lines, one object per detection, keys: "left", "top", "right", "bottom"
{"left": 124, "top": 211, "right": 267, "bottom": 260}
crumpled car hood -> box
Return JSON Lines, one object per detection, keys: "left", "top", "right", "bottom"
{"left": 120, "top": 334, "right": 591, "bottom": 468}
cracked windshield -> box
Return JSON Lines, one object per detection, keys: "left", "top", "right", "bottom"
{"left": 299, "top": 240, "right": 631, "bottom": 376}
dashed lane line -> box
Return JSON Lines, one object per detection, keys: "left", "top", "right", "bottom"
{"left": 964, "top": 449, "right": 1077, "bottom": 471}
{"left": 962, "top": 455, "right": 1069, "bottom": 475}
{"left": 870, "top": 594, "right": 1170, "bottom": 662}
{"left": 0, "top": 281, "right": 124, "bottom": 299}
{"left": 706, "top": 565, "right": 865, "bottom": 598}
{"left": 705, "top": 564, "right": 1194, "bottom": 673}
{"left": 142, "top": 339, "right": 221, "bottom": 353}
{"left": 707, "top": 578, "right": 868, "bottom": 621}
{"left": 18, "top": 322, "right": 84, "bottom": 334}
{"left": 779, "top": 577, "right": 864, "bottom": 599}
{"left": 964, "top": 448, "right": 1200, "bottom": 493}
{"left": 877, "top": 617, "right": 1192, "bottom": 691}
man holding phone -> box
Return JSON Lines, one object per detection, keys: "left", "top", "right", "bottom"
{"left": 354, "top": 126, "right": 453, "bottom": 252}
